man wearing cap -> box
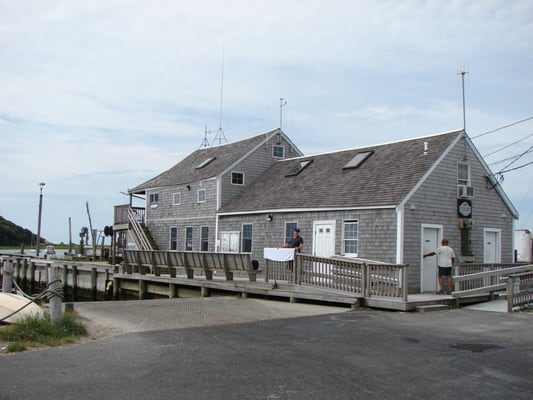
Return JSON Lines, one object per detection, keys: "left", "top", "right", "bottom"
{"left": 282, "top": 228, "right": 304, "bottom": 253}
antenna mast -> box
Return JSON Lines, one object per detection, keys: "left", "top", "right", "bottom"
{"left": 213, "top": 44, "right": 227, "bottom": 146}
{"left": 459, "top": 69, "right": 468, "bottom": 132}
{"left": 279, "top": 98, "right": 287, "bottom": 129}
{"left": 458, "top": 69, "right": 468, "bottom": 160}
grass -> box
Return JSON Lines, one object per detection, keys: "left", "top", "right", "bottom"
{"left": 0, "top": 312, "right": 88, "bottom": 353}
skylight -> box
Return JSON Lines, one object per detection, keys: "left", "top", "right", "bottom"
{"left": 343, "top": 151, "right": 373, "bottom": 169}
{"left": 196, "top": 157, "right": 216, "bottom": 169}
{"left": 285, "top": 159, "right": 313, "bottom": 177}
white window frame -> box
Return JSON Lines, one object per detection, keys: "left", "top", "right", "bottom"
{"left": 197, "top": 188, "right": 206, "bottom": 203}
{"left": 231, "top": 171, "right": 245, "bottom": 185}
{"left": 272, "top": 145, "right": 285, "bottom": 158}
{"left": 173, "top": 191, "right": 181, "bottom": 205}
{"left": 457, "top": 161, "right": 470, "bottom": 186}
{"left": 342, "top": 220, "right": 359, "bottom": 257}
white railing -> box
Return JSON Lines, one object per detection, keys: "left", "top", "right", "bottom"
{"left": 453, "top": 263, "right": 533, "bottom": 296}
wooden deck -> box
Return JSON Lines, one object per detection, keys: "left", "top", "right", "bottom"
{"left": 3, "top": 254, "right": 526, "bottom": 312}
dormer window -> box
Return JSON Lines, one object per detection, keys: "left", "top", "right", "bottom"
{"left": 272, "top": 145, "right": 285, "bottom": 158}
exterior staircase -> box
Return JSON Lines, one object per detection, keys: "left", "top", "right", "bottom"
{"left": 128, "top": 208, "right": 157, "bottom": 251}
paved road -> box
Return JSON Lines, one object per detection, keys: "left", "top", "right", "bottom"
{"left": 1, "top": 298, "right": 532, "bottom": 400}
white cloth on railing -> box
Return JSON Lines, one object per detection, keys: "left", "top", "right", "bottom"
{"left": 263, "top": 248, "right": 295, "bottom": 262}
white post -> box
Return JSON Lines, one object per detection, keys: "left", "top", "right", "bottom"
{"left": 48, "top": 265, "right": 63, "bottom": 322}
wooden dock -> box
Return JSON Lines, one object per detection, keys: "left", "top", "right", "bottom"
{"left": 3, "top": 254, "right": 527, "bottom": 312}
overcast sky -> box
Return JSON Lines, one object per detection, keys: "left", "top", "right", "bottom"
{"left": 1, "top": 0, "right": 532, "bottom": 245}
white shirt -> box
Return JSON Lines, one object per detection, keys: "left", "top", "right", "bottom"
{"left": 435, "top": 246, "right": 456, "bottom": 268}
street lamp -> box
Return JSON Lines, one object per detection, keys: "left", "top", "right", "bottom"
{"left": 36, "top": 182, "right": 45, "bottom": 256}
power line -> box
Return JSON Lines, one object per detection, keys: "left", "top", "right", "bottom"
{"left": 471, "top": 116, "right": 533, "bottom": 139}
{"left": 500, "top": 161, "right": 533, "bottom": 174}
{"left": 497, "top": 144, "right": 533, "bottom": 173}
{"left": 488, "top": 147, "right": 533, "bottom": 166}
{"left": 483, "top": 132, "right": 533, "bottom": 157}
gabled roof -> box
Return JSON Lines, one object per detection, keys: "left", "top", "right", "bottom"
{"left": 130, "top": 128, "right": 299, "bottom": 193}
{"left": 218, "top": 130, "right": 464, "bottom": 213}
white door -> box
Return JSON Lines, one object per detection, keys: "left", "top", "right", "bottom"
{"left": 220, "top": 231, "right": 240, "bottom": 253}
{"left": 484, "top": 230, "right": 500, "bottom": 263}
{"left": 313, "top": 221, "right": 336, "bottom": 257}
{"left": 421, "top": 226, "right": 441, "bottom": 293}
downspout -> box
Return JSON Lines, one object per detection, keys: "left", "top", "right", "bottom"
{"left": 215, "top": 177, "right": 221, "bottom": 252}
{"left": 396, "top": 204, "right": 404, "bottom": 264}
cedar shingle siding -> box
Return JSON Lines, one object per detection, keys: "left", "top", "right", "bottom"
{"left": 129, "top": 128, "right": 518, "bottom": 293}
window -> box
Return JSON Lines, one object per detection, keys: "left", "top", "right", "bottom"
{"left": 170, "top": 227, "right": 178, "bottom": 251}
{"left": 197, "top": 189, "right": 206, "bottom": 203}
{"left": 201, "top": 226, "right": 209, "bottom": 252}
{"left": 285, "top": 222, "right": 298, "bottom": 244}
{"left": 149, "top": 193, "right": 159, "bottom": 204}
{"left": 457, "top": 161, "right": 470, "bottom": 185}
{"left": 173, "top": 192, "right": 181, "bottom": 205}
{"left": 231, "top": 172, "right": 244, "bottom": 185}
{"left": 185, "top": 227, "right": 193, "bottom": 251}
{"left": 343, "top": 151, "right": 373, "bottom": 169}
{"left": 242, "top": 224, "right": 253, "bottom": 253}
{"left": 343, "top": 221, "right": 358, "bottom": 255}
{"left": 272, "top": 145, "right": 285, "bottom": 158}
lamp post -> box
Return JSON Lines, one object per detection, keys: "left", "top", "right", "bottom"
{"left": 36, "top": 182, "right": 45, "bottom": 256}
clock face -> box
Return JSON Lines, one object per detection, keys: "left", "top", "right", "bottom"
{"left": 457, "top": 199, "right": 472, "bottom": 218}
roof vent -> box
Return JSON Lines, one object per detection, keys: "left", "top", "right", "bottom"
{"left": 342, "top": 151, "right": 373, "bottom": 170}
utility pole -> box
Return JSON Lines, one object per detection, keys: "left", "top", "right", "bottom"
{"left": 36, "top": 182, "right": 45, "bottom": 256}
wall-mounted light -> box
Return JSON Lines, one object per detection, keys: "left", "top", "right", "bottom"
{"left": 267, "top": 214, "right": 273, "bottom": 221}
{"left": 186, "top": 185, "right": 191, "bottom": 191}
{"left": 409, "top": 204, "right": 417, "bottom": 211}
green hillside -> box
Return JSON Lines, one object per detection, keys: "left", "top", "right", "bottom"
{"left": 0, "top": 216, "right": 46, "bottom": 246}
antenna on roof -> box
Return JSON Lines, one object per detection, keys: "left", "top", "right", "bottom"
{"left": 458, "top": 66, "right": 468, "bottom": 160}
{"left": 458, "top": 69, "right": 468, "bottom": 132}
{"left": 213, "top": 43, "right": 228, "bottom": 145}
{"left": 279, "top": 98, "right": 287, "bottom": 129}
{"left": 200, "top": 125, "right": 212, "bottom": 148}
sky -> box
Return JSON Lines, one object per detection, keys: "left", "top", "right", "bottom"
{"left": 1, "top": 0, "right": 532, "bottom": 245}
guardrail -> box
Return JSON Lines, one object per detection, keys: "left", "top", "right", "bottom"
{"left": 123, "top": 250, "right": 259, "bottom": 282}
{"left": 506, "top": 271, "right": 533, "bottom": 312}
{"left": 453, "top": 263, "right": 533, "bottom": 297}
{"left": 265, "top": 254, "right": 408, "bottom": 300}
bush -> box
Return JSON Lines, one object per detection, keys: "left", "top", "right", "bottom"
{"left": 0, "top": 312, "right": 87, "bottom": 353}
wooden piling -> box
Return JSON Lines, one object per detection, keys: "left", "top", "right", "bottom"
{"left": 48, "top": 266, "right": 63, "bottom": 323}
{"left": 2, "top": 259, "right": 13, "bottom": 293}
{"left": 91, "top": 267, "right": 97, "bottom": 301}
{"left": 72, "top": 265, "right": 78, "bottom": 301}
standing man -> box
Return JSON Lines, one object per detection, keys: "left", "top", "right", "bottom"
{"left": 423, "top": 238, "right": 456, "bottom": 295}
{"left": 282, "top": 228, "right": 304, "bottom": 252}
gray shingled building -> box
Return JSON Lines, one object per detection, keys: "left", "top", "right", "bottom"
{"left": 122, "top": 128, "right": 518, "bottom": 293}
